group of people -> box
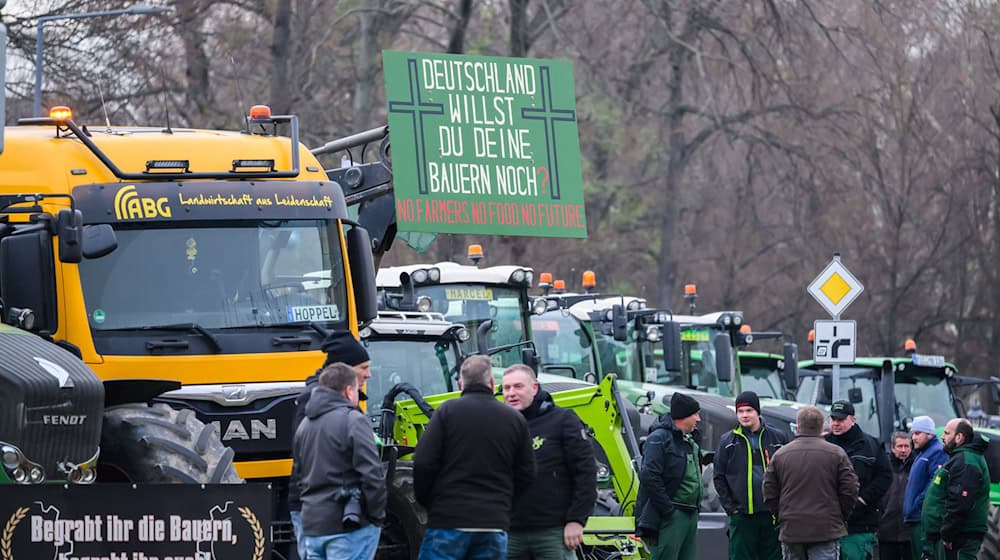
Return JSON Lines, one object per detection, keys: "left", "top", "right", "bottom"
{"left": 287, "top": 330, "right": 992, "bottom": 560}
{"left": 636, "top": 390, "right": 992, "bottom": 560}
{"left": 289, "top": 332, "right": 599, "bottom": 560}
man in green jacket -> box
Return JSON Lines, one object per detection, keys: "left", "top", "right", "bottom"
{"left": 921, "top": 419, "right": 991, "bottom": 560}
{"left": 635, "top": 392, "right": 703, "bottom": 560}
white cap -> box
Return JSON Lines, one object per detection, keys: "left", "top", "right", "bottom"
{"left": 910, "top": 415, "right": 936, "bottom": 434}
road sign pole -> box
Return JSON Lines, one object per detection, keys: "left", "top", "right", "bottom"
{"left": 832, "top": 313, "right": 840, "bottom": 402}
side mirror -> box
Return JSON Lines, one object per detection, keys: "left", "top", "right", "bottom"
{"left": 712, "top": 332, "right": 734, "bottom": 383}
{"left": 521, "top": 347, "right": 539, "bottom": 373}
{"left": 783, "top": 342, "right": 799, "bottom": 391}
{"left": 477, "top": 319, "right": 494, "bottom": 354}
{"left": 57, "top": 209, "right": 82, "bottom": 263}
{"left": 848, "top": 386, "right": 863, "bottom": 404}
{"left": 612, "top": 304, "right": 627, "bottom": 341}
{"left": 989, "top": 377, "right": 1000, "bottom": 404}
{"left": 0, "top": 230, "right": 58, "bottom": 334}
{"left": 81, "top": 224, "right": 117, "bottom": 259}
{"left": 661, "top": 321, "right": 682, "bottom": 373}
{"left": 346, "top": 226, "right": 378, "bottom": 325}
{"left": 583, "top": 372, "right": 598, "bottom": 384}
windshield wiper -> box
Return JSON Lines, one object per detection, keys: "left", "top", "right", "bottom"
{"left": 134, "top": 323, "right": 223, "bottom": 353}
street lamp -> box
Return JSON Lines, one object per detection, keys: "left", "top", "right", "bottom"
{"left": 33, "top": 4, "right": 172, "bottom": 116}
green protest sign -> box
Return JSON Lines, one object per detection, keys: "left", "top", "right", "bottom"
{"left": 383, "top": 51, "right": 587, "bottom": 238}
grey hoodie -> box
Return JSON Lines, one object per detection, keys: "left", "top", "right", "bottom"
{"left": 293, "top": 385, "right": 386, "bottom": 536}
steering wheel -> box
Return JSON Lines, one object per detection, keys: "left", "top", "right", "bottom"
{"left": 261, "top": 281, "right": 307, "bottom": 297}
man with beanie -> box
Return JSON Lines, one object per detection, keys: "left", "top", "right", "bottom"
{"left": 903, "top": 415, "right": 948, "bottom": 560}
{"left": 635, "top": 391, "right": 703, "bottom": 560}
{"left": 413, "top": 355, "right": 536, "bottom": 559}
{"left": 764, "top": 406, "right": 859, "bottom": 560}
{"left": 294, "top": 362, "right": 386, "bottom": 560}
{"left": 502, "top": 364, "right": 597, "bottom": 559}
{"left": 289, "top": 332, "right": 372, "bottom": 558}
{"left": 825, "top": 401, "right": 892, "bottom": 560}
{"left": 714, "top": 391, "right": 789, "bottom": 560}
{"left": 920, "top": 419, "right": 991, "bottom": 560}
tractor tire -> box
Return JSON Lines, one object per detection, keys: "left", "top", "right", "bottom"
{"left": 980, "top": 504, "right": 1000, "bottom": 560}
{"left": 378, "top": 461, "right": 427, "bottom": 560}
{"left": 98, "top": 403, "right": 241, "bottom": 483}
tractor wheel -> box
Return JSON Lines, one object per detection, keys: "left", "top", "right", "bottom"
{"left": 980, "top": 504, "right": 1000, "bottom": 560}
{"left": 378, "top": 461, "right": 427, "bottom": 560}
{"left": 98, "top": 403, "right": 241, "bottom": 483}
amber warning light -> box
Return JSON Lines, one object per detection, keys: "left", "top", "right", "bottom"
{"left": 49, "top": 106, "right": 72, "bottom": 122}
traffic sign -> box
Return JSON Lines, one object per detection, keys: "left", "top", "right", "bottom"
{"left": 807, "top": 256, "right": 864, "bottom": 318}
{"left": 813, "top": 320, "right": 856, "bottom": 365}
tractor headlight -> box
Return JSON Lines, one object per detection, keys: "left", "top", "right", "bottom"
{"left": 532, "top": 298, "right": 550, "bottom": 316}
{"left": 455, "top": 327, "right": 471, "bottom": 342}
{"left": 427, "top": 267, "right": 441, "bottom": 282}
{"left": 721, "top": 314, "right": 733, "bottom": 326}
{"left": 732, "top": 313, "right": 743, "bottom": 326}
{"left": 416, "top": 296, "right": 433, "bottom": 313}
{"left": 1, "top": 446, "right": 18, "bottom": 469}
{"left": 412, "top": 269, "right": 429, "bottom": 284}
{"left": 645, "top": 325, "right": 662, "bottom": 342}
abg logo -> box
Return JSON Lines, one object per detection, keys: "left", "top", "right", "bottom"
{"left": 114, "top": 185, "right": 172, "bottom": 220}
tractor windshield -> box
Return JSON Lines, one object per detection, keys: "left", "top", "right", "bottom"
{"left": 78, "top": 219, "right": 347, "bottom": 330}
{"left": 796, "top": 365, "right": 955, "bottom": 439}
{"left": 362, "top": 337, "right": 461, "bottom": 416}
{"left": 679, "top": 325, "right": 730, "bottom": 393}
{"left": 739, "top": 356, "right": 785, "bottom": 399}
{"left": 532, "top": 311, "right": 595, "bottom": 380}
{"left": 417, "top": 284, "right": 528, "bottom": 367}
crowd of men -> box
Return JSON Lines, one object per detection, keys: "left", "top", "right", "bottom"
{"left": 289, "top": 333, "right": 596, "bottom": 560}
{"left": 287, "top": 331, "right": 992, "bottom": 560}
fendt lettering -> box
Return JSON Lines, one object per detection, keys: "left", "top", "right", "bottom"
{"left": 42, "top": 415, "right": 87, "bottom": 425}
{"left": 208, "top": 419, "right": 277, "bottom": 441}
{"left": 113, "top": 185, "right": 171, "bottom": 220}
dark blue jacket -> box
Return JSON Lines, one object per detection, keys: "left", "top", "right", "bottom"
{"left": 635, "top": 415, "right": 702, "bottom": 538}
{"left": 903, "top": 436, "right": 948, "bottom": 522}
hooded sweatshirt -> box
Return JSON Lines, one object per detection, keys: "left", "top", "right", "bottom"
{"left": 634, "top": 415, "right": 702, "bottom": 537}
{"left": 293, "top": 386, "right": 386, "bottom": 536}
{"left": 511, "top": 390, "right": 597, "bottom": 529}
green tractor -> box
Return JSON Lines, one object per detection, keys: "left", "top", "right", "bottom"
{"left": 795, "top": 351, "right": 1000, "bottom": 558}
{"left": 358, "top": 309, "right": 642, "bottom": 560}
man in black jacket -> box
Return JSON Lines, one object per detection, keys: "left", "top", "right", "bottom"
{"left": 289, "top": 332, "right": 371, "bottom": 558}
{"left": 413, "top": 354, "right": 536, "bottom": 559}
{"left": 825, "top": 401, "right": 892, "bottom": 560}
{"left": 502, "top": 364, "right": 597, "bottom": 559}
{"left": 635, "top": 391, "right": 703, "bottom": 560}
{"left": 878, "top": 432, "right": 913, "bottom": 560}
{"left": 714, "top": 391, "right": 788, "bottom": 560}
{"left": 293, "top": 362, "right": 386, "bottom": 560}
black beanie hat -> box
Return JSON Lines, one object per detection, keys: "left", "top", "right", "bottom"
{"left": 735, "top": 391, "right": 761, "bottom": 415}
{"left": 321, "top": 332, "right": 370, "bottom": 368}
{"left": 670, "top": 392, "right": 701, "bottom": 420}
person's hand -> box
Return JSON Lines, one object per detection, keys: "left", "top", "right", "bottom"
{"left": 564, "top": 521, "right": 584, "bottom": 550}
{"left": 857, "top": 496, "right": 867, "bottom": 506}
{"left": 944, "top": 540, "right": 953, "bottom": 550}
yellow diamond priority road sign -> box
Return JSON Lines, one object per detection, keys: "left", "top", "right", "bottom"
{"left": 807, "top": 256, "right": 864, "bottom": 317}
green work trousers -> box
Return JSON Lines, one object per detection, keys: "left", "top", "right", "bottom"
{"left": 919, "top": 537, "right": 981, "bottom": 560}
{"left": 840, "top": 532, "right": 876, "bottom": 559}
{"left": 728, "top": 512, "right": 781, "bottom": 560}
{"left": 646, "top": 509, "right": 698, "bottom": 560}
{"left": 508, "top": 526, "right": 575, "bottom": 560}
{"left": 907, "top": 521, "right": 925, "bottom": 560}
{"left": 943, "top": 538, "right": 982, "bottom": 560}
